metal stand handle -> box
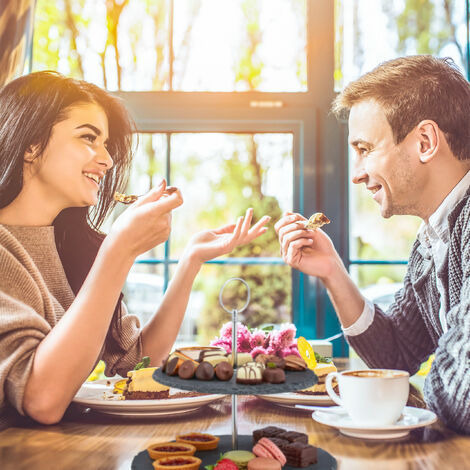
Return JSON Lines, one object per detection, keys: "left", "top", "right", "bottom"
{"left": 219, "top": 278, "right": 250, "bottom": 450}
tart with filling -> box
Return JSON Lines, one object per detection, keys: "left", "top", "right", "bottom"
{"left": 152, "top": 455, "right": 202, "bottom": 470}
{"left": 175, "top": 432, "right": 220, "bottom": 451}
{"left": 147, "top": 442, "right": 196, "bottom": 460}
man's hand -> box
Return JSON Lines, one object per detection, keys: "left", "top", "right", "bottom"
{"left": 275, "top": 211, "right": 339, "bottom": 281}
{"left": 184, "top": 208, "right": 270, "bottom": 264}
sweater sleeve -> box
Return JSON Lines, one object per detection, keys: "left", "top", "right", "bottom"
{"left": 0, "top": 261, "right": 53, "bottom": 416}
{"left": 346, "top": 271, "right": 435, "bottom": 375}
{"left": 422, "top": 234, "right": 470, "bottom": 434}
{"left": 101, "top": 301, "right": 143, "bottom": 377}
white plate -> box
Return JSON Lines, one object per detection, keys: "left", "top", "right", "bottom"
{"left": 312, "top": 406, "right": 437, "bottom": 439}
{"left": 257, "top": 392, "right": 335, "bottom": 408}
{"left": 73, "top": 379, "right": 226, "bottom": 417}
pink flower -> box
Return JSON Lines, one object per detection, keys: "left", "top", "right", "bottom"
{"left": 287, "top": 345, "right": 301, "bottom": 357}
{"left": 250, "top": 330, "right": 267, "bottom": 349}
{"left": 210, "top": 337, "right": 232, "bottom": 354}
{"left": 251, "top": 346, "right": 268, "bottom": 358}
{"left": 219, "top": 322, "right": 233, "bottom": 340}
{"left": 237, "top": 325, "right": 252, "bottom": 353}
{"left": 274, "top": 324, "right": 297, "bottom": 350}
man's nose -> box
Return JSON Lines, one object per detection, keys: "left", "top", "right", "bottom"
{"left": 351, "top": 157, "right": 367, "bottom": 185}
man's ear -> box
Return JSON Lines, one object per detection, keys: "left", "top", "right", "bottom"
{"left": 415, "top": 120, "right": 439, "bottom": 163}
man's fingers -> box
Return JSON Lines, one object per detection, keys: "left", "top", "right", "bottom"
{"left": 281, "top": 230, "right": 313, "bottom": 257}
{"left": 274, "top": 213, "right": 306, "bottom": 234}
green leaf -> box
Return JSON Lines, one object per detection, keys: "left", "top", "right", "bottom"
{"left": 134, "top": 356, "right": 151, "bottom": 370}
{"left": 314, "top": 352, "right": 332, "bottom": 363}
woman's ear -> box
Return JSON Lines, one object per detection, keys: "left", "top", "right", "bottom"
{"left": 416, "top": 120, "right": 439, "bottom": 163}
{"left": 24, "top": 144, "right": 40, "bottom": 164}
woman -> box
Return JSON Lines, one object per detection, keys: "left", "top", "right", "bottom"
{"left": 0, "top": 71, "right": 270, "bottom": 425}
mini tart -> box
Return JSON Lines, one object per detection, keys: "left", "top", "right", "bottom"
{"left": 152, "top": 455, "right": 201, "bottom": 470}
{"left": 147, "top": 442, "right": 196, "bottom": 460}
{"left": 176, "top": 432, "right": 220, "bottom": 451}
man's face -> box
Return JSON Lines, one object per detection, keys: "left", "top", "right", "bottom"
{"left": 349, "top": 100, "right": 423, "bottom": 218}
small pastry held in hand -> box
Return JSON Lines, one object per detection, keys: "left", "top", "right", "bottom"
{"left": 304, "top": 212, "right": 330, "bottom": 230}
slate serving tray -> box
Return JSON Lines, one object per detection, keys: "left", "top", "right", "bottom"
{"left": 132, "top": 435, "right": 337, "bottom": 470}
{"left": 153, "top": 368, "right": 317, "bottom": 395}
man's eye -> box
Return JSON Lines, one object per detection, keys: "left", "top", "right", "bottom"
{"left": 357, "top": 147, "right": 368, "bottom": 156}
{"left": 82, "top": 134, "right": 97, "bottom": 143}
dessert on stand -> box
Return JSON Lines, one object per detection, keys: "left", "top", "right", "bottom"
{"left": 131, "top": 278, "right": 337, "bottom": 470}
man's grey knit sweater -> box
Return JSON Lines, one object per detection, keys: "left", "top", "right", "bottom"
{"left": 347, "top": 188, "right": 470, "bottom": 434}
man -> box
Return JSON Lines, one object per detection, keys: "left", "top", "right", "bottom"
{"left": 275, "top": 55, "right": 470, "bottom": 434}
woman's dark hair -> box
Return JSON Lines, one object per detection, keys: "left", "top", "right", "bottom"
{"left": 0, "top": 71, "right": 134, "bottom": 355}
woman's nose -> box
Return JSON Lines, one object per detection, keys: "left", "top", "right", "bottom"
{"left": 97, "top": 145, "right": 113, "bottom": 170}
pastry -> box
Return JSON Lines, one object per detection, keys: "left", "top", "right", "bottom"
{"left": 123, "top": 367, "right": 169, "bottom": 400}
{"left": 305, "top": 212, "right": 330, "bottom": 230}
{"left": 177, "top": 346, "right": 223, "bottom": 362}
{"left": 199, "top": 348, "right": 228, "bottom": 361}
{"left": 253, "top": 426, "right": 286, "bottom": 444}
{"left": 262, "top": 367, "right": 286, "bottom": 384}
{"left": 252, "top": 438, "right": 286, "bottom": 466}
{"left": 203, "top": 355, "right": 229, "bottom": 367}
{"left": 152, "top": 456, "right": 201, "bottom": 470}
{"left": 176, "top": 432, "right": 220, "bottom": 451}
{"left": 215, "top": 361, "right": 234, "bottom": 381}
{"left": 298, "top": 361, "right": 337, "bottom": 395}
{"left": 178, "top": 360, "right": 197, "bottom": 380}
{"left": 222, "top": 450, "right": 256, "bottom": 470}
{"left": 195, "top": 362, "right": 215, "bottom": 381}
{"left": 284, "top": 354, "right": 307, "bottom": 371}
{"left": 166, "top": 357, "right": 183, "bottom": 376}
{"left": 236, "top": 363, "right": 263, "bottom": 384}
{"left": 147, "top": 442, "right": 196, "bottom": 460}
{"left": 281, "top": 441, "right": 317, "bottom": 467}
{"left": 247, "top": 457, "right": 281, "bottom": 470}
{"left": 263, "top": 355, "right": 286, "bottom": 370}
{"left": 278, "top": 431, "right": 308, "bottom": 444}
{"left": 228, "top": 352, "right": 253, "bottom": 366}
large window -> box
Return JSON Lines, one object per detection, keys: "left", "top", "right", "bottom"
{"left": 335, "top": 0, "right": 469, "bottom": 308}
{"left": 32, "top": 0, "right": 470, "bottom": 355}
{"left": 33, "top": 0, "right": 334, "bottom": 350}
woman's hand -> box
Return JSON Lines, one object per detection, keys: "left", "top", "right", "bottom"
{"left": 275, "top": 211, "right": 341, "bottom": 281}
{"left": 108, "top": 180, "right": 183, "bottom": 259}
{"left": 184, "top": 208, "right": 270, "bottom": 264}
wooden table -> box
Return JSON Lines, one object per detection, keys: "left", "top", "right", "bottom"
{"left": 0, "top": 360, "right": 468, "bottom": 470}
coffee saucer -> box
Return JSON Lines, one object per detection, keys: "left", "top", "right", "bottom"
{"left": 312, "top": 406, "right": 437, "bottom": 439}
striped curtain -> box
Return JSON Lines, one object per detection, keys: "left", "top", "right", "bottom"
{"left": 0, "top": 0, "right": 36, "bottom": 86}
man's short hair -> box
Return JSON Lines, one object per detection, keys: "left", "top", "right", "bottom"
{"left": 332, "top": 55, "right": 470, "bottom": 161}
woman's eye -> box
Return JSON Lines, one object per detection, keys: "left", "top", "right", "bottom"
{"left": 82, "top": 134, "right": 97, "bottom": 143}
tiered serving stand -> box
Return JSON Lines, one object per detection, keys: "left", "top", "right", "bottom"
{"left": 132, "top": 278, "right": 336, "bottom": 469}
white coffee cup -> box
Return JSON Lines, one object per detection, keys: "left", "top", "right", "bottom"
{"left": 325, "top": 369, "right": 409, "bottom": 426}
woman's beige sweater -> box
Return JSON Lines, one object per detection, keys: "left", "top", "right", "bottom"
{"left": 0, "top": 224, "right": 142, "bottom": 425}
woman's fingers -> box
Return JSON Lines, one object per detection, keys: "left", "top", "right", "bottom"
{"left": 212, "top": 223, "right": 237, "bottom": 235}
{"left": 245, "top": 215, "right": 271, "bottom": 241}
{"left": 240, "top": 208, "right": 254, "bottom": 236}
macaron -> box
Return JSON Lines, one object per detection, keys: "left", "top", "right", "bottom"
{"left": 222, "top": 450, "right": 255, "bottom": 469}
{"left": 252, "top": 438, "right": 286, "bottom": 466}
{"left": 247, "top": 457, "right": 281, "bottom": 470}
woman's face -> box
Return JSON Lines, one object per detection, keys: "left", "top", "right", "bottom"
{"left": 25, "top": 102, "right": 113, "bottom": 211}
